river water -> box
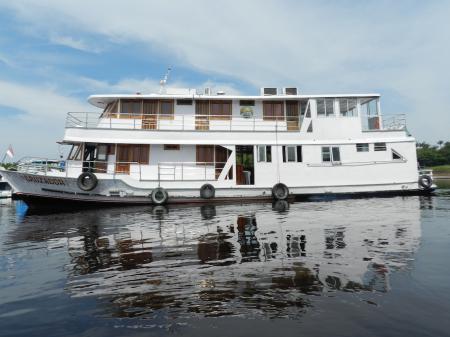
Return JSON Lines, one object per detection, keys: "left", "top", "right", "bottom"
{"left": 1, "top": 184, "right": 450, "bottom": 337}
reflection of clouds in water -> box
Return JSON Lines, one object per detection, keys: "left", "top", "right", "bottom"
{"left": 5, "top": 197, "right": 422, "bottom": 318}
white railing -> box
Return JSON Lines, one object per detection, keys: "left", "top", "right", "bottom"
{"left": 361, "top": 114, "right": 406, "bottom": 131}
{"left": 158, "top": 162, "right": 227, "bottom": 181}
{"left": 17, "top": 157, "right": 64, "bottom": 175}
{"left": 65, "top": 112, "right": 301, "bottom": 132}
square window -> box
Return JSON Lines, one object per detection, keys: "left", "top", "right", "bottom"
{"left": 164, "top": 144, "right": 180, "bottom": 151}
{"left": 322, "top": 147, "right": 331, "bottom": 162}
{"left": 374, "top": 142, "right": 387, "bottom": 151}
{"left": 356, "top": 143, "right": 369, "bottom": 152}
{"left": 287, "top": 146, "right": 296, "bottom": 162}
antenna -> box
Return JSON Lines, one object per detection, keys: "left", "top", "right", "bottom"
{"left": 159, "top": 66, "right": 172, "bottom": 94}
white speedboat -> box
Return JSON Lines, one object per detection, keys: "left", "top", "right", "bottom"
{"left": 0, "top": 86, "right": 435, "bottom": 208}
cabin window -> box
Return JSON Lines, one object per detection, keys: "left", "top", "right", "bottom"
{"left": 164, "top": 144, "right": 180, "bottom": 151}
{"left": 143, "top": 100, "right": 158, "bottom": 115}
{"left": 68, "top": 144, "right": 82, "bottom": 161}
{"left": 159, "top": 100, "right": 174, "bottom": 119}
{"left": 374, "top": 142, "right": 387, "bottom": 151}
{"left": 176, "top": 99, "right": 193, "bottom": 105}
{"left": 121, "top": 100, "right": 142, "bottom": 117}
{"left": 116, "top": 144, "right": 149, "bottom": 165}
{"left": 300, "top": 100, "right": 310, "bottom": 118}
{"left": 263, "top": 101, "right": 284, "bottom": 121}
{"left": 322, "top": 146, "right": 341, "bottom": 163}
{"left": 282, "top": 146, "right": 302, "bottom": 162}
{"left": 356, "top": 143, "right": 369, "bottom": 152}
{"left": 316, "top": 98, "right": 335, "bottom": 117}
{"left": 210, "top": 100, "right": 232, "bottom": 120}
{"left": 240, "top": 100, "right": 255, "bottom": 106}
{"left": 392, "top": 149, "right": 403, "bottom": 160}
{"left": 360, "top": 97, "right": 379, "bottom": 116}
{"left": 196, "top": 145, "right": 214, "bottom": 163}
{"left": 96, "top": 145, "right": 108, "bottom": 161}
{"left": 257, "top": 145, "right": 272, "bottom": 162}
{"left": 339, "top": 98, "right": 357, "bottom": 117}
{"left": 103, "top": 100, "right": 118, "bottom": 117}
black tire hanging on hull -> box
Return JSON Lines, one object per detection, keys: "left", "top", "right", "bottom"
{"left": 418, "top": 174, "right": 433, "bottom": 190}
{"left": 272, "top": 183, "right": 289, "bottom": 200}
{"left": 200, "top": 183, "right": 215, "bottom": 199}
{"left": 77, "top": 172, "right": 98, "bottom": 191}
{"left": 151, "top": 187, "right": 169, "bottom": 205}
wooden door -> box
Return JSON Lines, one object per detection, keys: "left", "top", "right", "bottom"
{"left": 286, "top": 101, "right": 299, "bottom": 131}
{"left": 195, "top": 100, "right": 210, "bottom": 130}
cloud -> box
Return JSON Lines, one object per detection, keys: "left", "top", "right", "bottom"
{"left": 49, "top": 34, "right": 103, "bottom": 53}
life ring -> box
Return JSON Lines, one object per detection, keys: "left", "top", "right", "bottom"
{"left": 151, "top": 187, "right": 169, "bottom": 205}
{"left": 200, "top": 183, "right": 215, "bottom": 199}
{"left": 418, "top": 175, "right": 432, "bottom": 189}
{"left": 77, "top": 172, "right": 98, "bottom": 191}
{"left": 272, "top": 183, "right": 289, "bottom": 200}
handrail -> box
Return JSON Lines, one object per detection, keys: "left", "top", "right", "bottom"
{"left": 65, "top": 112, "right": 301, "bottom": 132}
{"left": 158, "top": 161, "right": 227, "bottom": 181}
{"left": 66, "top": 111, "right": 407, "bottom": 132}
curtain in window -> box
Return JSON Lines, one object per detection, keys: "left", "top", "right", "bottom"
{"left": 263, "top": 101, "right": 284, "bottom": 121}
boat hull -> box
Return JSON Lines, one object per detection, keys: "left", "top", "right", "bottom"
{"left": 2, "top": 169, "right": 434, "bottom": 210}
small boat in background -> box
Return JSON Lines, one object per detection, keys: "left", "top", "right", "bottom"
{"left": 0, "top": 174, "right": 12, "bottom": 198}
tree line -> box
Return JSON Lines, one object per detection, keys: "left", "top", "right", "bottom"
{"left": 417, "top": 141, "right": 450, "bottom": 167}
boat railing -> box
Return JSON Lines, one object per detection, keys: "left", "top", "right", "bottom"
{"left": 65, "top": 112, "right": 301, "bottom": 132}
{"left": 158, "top": 162, "right": 228, "bottom": 181}
{"left": 17, "top": 157, "right": 64, "bottom": 175}
{"left": 361, "top": 114, "right": 406, "bottom": 131}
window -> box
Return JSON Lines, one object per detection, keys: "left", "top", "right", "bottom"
{"left": 300, "top": 100, "right": 311, "bottom": 118}
{"left": 356, "top": 143, "right": 369, "bottom": 152}
{"left": 360, "top": 97, "right": 379, "bottom": 116}
{"left": 121, "top": 100, "right": 141, "bottom": 117}
{"left": 316, "top": 98, "right": 335, "bottom": 117}
{"left": 263, "top": 101, "right": 284, "bottom": 121}
{"left": 240, "top": 100, "right": 255, "bottom": 106}
{"left": 176, "top": 99, "right": 193, "bottom": 105}
{"left": 103, "top": 100, "right": 118, "bottom": 117}
{"left": 257, "top": 145, "right": 272, "bottom": 162}
{"left": 96, "top": 145, "right": 108, "bottom": 161}
{"left": 196, "top": 145, "right": 214, "bottom": 163}
{"left": 339, "top": 98, "right": 357, "bottom": 117}
{"left": 116, "top": 144, "right": 150, "bottom": 164}
{"left": 210, "top": 100, "right": 232, "bottom": 120}
{"left": 164, "top": 144, "right": 180, "bottom": 151}
{"left": 159, "top": 100, "right": 174, "bottom": 119}
{"left": 374, "top": 142, "right": 387, "bottom": 151}
{"left": 68, "top": 144, "right": 82, "bottom": 161}
{"left": 282, "top": 146, "right": 302, "bottom": 162}
{"left": 307, "top": 121, "right": 313, "bottom": 132}
{"left": 392, "top": 149, "right": 403, "bottom": 160}
{"left": 322, "top": 146, "right": 341, "bottom": 163}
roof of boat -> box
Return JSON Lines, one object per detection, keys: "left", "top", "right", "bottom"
{"left": 88, "top": 92, "right": 381, "bottom": 109}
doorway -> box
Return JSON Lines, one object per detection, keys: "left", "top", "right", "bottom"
{"left": 236, "top": 145, "right": 254, "bottom": 185}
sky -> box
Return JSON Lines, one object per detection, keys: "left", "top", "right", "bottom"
{"left": 0, "top": 0, "right": 449, "bottom": 159}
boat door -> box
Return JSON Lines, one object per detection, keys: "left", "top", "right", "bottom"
{"left": 236, "top": 145, "right": 254, "bottom": 185}
{"left": 195, "top": 100, "right": 210, "bottom": 130}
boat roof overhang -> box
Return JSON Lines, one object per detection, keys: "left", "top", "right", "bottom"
{"left": 88, "top": 93, "right": 381, "bottom": 109}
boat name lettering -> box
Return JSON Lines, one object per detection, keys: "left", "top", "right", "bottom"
{"left": 23, "top": 175, "right": 66, "bottom": 185}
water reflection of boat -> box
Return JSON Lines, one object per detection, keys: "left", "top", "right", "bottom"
{"left": 6, "top": 197, "right": 422, "bottom": 318}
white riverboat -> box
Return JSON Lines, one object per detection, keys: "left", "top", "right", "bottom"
{"left": 0, "top": 174, "right": 12, "bottom": 199}
{"left": 0, "top": 86, "right": 435, "bottom": 208}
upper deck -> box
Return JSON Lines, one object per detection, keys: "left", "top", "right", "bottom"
{"left": 64, "top": 88, "right": 408, "bottom": 144}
